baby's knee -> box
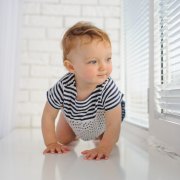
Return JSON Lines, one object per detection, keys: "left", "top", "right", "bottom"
{"left": 57, "top": 136, "right": 74, "bottom": 145}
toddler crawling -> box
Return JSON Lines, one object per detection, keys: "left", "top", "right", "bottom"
{"left": 41, "top": 21, "right": 125, "bottom": 161}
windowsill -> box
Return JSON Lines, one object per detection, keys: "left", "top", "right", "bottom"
{"left": 121, "top": 121, "right": 149, "bottom": 141}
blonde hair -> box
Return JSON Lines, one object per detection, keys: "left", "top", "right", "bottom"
{"left": 61, "top": 21, "right": 111, "bottom": 62}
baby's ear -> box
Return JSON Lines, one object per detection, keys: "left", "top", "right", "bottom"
{"left": 64, "top": 60, "right": 75, "bottom": 73}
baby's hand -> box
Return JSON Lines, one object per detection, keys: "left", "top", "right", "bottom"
{"left": 43, "top": 142, "right": 71, "bottom": 154}
{"left": 81, "top": 146, "right": 110, "bottom": 161}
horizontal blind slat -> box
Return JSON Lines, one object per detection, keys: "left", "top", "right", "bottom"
{"left": 155, "top": 89, "right": 180, "bottom": 97}
{"left": 123, "top": 0, "right": 149, "bottom": 128}
{"left": 154, "top": 82, "right": 180, "bottom": 90}
{"left": 154, "top": 111, "right": 180, "bottom": 124}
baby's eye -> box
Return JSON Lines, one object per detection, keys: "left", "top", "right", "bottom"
{"left": 89, "top": 58, "right": 111, "bottom": 64}
{"left": 106, "top": 58, "right": 111, "bottom": 62}
{"left": 89, "top": 61, "right": 96, "bottom": 64}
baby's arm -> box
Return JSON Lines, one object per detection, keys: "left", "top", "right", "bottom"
{"left": 97, "top": 103, "right": 121, "bottom": 152}
{"left": 41, "top": 101, "right": 71, "bottom": 154}
{"left": 81, "top": 103, "right": 122, "bottom": 160}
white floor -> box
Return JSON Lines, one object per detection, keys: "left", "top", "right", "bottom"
{"left": 0, "top": 124, "right": 180, "bottom": 180}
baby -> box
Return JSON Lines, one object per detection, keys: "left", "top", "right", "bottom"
{"left": 41, "top": 21, "right": 125, "bottom": 161}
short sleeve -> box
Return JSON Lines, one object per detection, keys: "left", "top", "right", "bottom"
{"left": 46, "top": 81, "right": 64, "bottom": 110}
{"left": 103, "top": 80, "right": 124, "bottom": 112}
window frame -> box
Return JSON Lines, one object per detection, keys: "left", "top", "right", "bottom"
{"left": 149, "top": 0, "right": 180, "bottom": 156}
{"left": 121, "top": 0, "right": 180, "bottom": 156}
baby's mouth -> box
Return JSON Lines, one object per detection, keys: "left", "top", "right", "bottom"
{"left": 98, "top": 74, "right": 106, "bottom": 77}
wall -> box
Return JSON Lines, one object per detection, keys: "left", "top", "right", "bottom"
{"left": 17, "top": 0, "right": 122, "bottom": 128}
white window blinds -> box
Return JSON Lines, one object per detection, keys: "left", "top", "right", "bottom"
{"left": 154, "top": 0, "right": 180, "bottom": 124}
{"left": 122, "top": 0, "right": 149, "bottom": 128}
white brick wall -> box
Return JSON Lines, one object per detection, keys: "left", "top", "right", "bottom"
{"left": 17, "top": 0, "right": 121, "bottom": 128}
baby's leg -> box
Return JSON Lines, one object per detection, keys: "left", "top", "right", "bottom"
{"left": 55, "top": 111, "right": 77, "bottom": 145}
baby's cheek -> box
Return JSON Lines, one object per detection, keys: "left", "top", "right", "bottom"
{"left": 82, "top": 70, "right": 95, "bottom": 80}
{"left": 108, "top": 65, "right": 112, "bottom": 75}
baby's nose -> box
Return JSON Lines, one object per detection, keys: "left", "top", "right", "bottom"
{"left": 99, "top": 62, "right": 107, "bottom": 70}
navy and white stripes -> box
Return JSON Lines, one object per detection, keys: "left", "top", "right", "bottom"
{"left": 47, "top": 72, "right": 125, "bottom": 122}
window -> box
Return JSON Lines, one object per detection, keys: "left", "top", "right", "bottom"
{"left": 122, "top": 0, "right": 180, "bottom": 155}
{"left": 121, "top": 0, "right": 149, "bottom": 129}
{"left": 154, "top": 0, "right": 180, "bottom": 125}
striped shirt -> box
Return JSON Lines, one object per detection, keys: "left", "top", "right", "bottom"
{"left": 47, "top": 72, "right": 126, "bottom": 141}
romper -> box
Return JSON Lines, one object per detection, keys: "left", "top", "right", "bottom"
{"left": 47, "top": 72, "right": 126, "bottom": 141}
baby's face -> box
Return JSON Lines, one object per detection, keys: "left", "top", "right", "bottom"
{"left": 67, "top": 35, "right": 112, "bottom": 86}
